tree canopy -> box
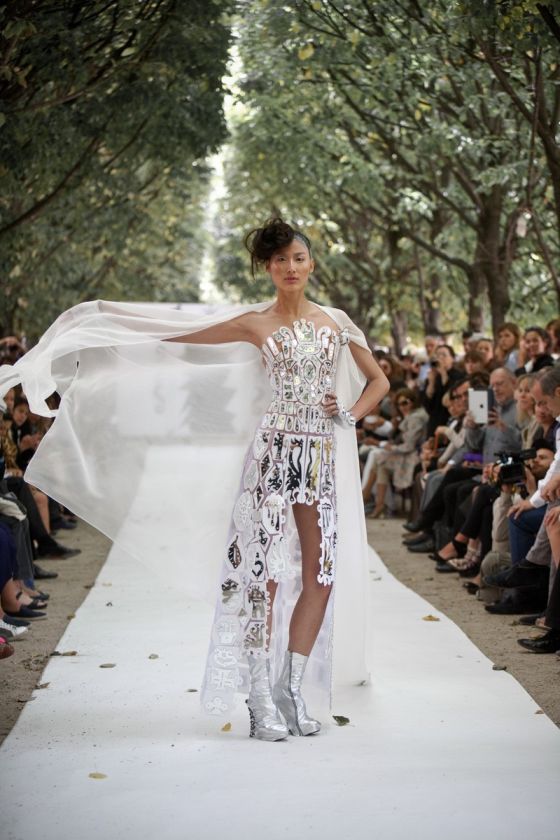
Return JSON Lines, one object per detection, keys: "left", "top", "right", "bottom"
{"left": 0, "top": 0, "right": 233, "bottom": 338}
{"left": 1, "top": 0, "right": 559, "bottom": 346}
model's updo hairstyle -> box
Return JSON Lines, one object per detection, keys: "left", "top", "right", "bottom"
{"left": 244, "top": 217, "right": 312, "bottom": 278}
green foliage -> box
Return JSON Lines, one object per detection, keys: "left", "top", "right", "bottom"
{"left": 213, "top": 0, "right": 559, "bottom": 345}
{"left": 0, "top": 0, "right": 233, "bottom": 338}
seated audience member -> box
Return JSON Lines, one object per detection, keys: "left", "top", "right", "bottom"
{"left": 494, "top": 322, "right": 521, "bottom": 372}
{"left": 417, "top": 336, "right": 443, "bottom": 387}
{"left": 378, "top": 354, "right": 406, "bottom": 393}
{"left": 475, "top": 337, "right": 497, "bottom": 373}
{"left": 533, "top": 390, "right": 558, "bottom": 446}
{"left": 462, "top": 349, "right": 486, "bottom": 377}
{"left": 421, "top": 344, "right": 463, "bottom": 437}
{"left": 409, "top": 378, "right": 469, "bottom": 522}
{"left": 10, "top": 397, "right": 42, "bottom": 470}
{"left": 546, "top": 318, "right": 560, "bottom": 358}
{"left": 404, "top": 367, "right": 521, "bottom": 553}
{"left": 515, "top": 374, "right": 539, "bottom": 447}
{"left": 368, "top": 389, "right": 428, "bottom": 518}
{"left": 0, "top": 336, "right": 25, "bottom": 366}
{"left": 435, "top": 440, "right": 554, "bottom": 579}
{"left": 518, "top": 501, "right": 560, "bottom": 651}
{"left": 515, "top": 326, "right": 554, "bottom": 375}
{"left": 484, "top": 367, "right": 560, "bottom": 614}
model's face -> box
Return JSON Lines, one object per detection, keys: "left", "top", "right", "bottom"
{"left": 477, "top": 340, "right": 494, "bottom": 362}
{"left": 524, "top": 330, "right": 546, "bottom": 359}
{"left": 498, "top": 330, "right": 516, "bottom": 351}
{"left": 266, "top": 239, "right": 314, "bottom": 292}
{"left": 515, "top": 379, "right": 535, "bottom": 413}
{"left": 490, "top": 370, "right": 515, "bottom": 404}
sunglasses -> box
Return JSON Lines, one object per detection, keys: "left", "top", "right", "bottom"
{"left": 397, "top": 399, "right": 412, "bottom": 407}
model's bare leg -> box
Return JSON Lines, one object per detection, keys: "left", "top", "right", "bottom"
{"left": 288, "top": 501, "right": 332, "bottom": 655}
{"left": 272, "top": 501, "right": 325, "bottom": 736}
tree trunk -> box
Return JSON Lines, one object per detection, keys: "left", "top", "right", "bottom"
{"left": 466, "top": 262, "right": 485, "bottom": 332}
{"left": 478, "top": 187, "right": 512, "bottom": 334}
{"left": 390, "top": 309, "right": 408, "bottom": 355}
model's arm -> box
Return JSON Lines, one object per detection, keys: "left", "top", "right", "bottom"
{"left": 347, "top": 343, "right": 390, "bottom": 421}
{"left": 166, "top": 314, "right": 254, "bottom": 346}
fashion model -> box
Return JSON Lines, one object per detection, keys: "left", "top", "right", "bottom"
{"left": 0, "top": 218, "right": 389, "bottom": 741}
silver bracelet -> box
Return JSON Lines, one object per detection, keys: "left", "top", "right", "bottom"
{"left": 334, "top": 399, "right": 357, "bottom": 428}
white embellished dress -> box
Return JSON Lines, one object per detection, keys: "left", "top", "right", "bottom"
{"left": 201, "top": 318, "right": 350, "bottom": 716}
{"left": 0, "top": 299, "right": 373, "bottom": 717}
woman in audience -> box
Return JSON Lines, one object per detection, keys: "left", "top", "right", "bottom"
{"left": 516, "top": 374, "right": 539, "bottom": 447}
{"left": 421, "top": 344, "right": 463, "bottom": 437}
{"left": 546, "top": 318, "right": 560, "bottom": 357}
{"left": 368, "top": 389, "right": 428, "bottom": 519}
{"left": 515, "top": 326, "right": 554, "bottom": 375}
{"left": 495, "top": 323, "right": 521, "bottom": 372}
{"left": 476, "top": 337, "right": 497, "bottom": 373}
{"left": 462, "top": 349, "right": 486, "bottom": 377}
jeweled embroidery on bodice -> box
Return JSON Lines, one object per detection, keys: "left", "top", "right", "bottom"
{"left": 261, "top": 319, "right": 350, "bottom": 434}
{"left": 200, "top": 318, "right": 350, "bottom": 716}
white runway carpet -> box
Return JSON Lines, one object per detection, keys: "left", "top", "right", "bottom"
{"left": 2, "top": 542, "right": 559, "bottom": 840}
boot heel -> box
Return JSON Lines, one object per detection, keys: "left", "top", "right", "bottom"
{"left": 273, "top": 650, "right": 321, "bottom": 737}
{"left": 246, "top": 657, "right": 288, "bottom": 742}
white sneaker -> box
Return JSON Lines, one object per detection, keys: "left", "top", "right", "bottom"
{"left": 0, "top": 619, "right": 28, "bottom": 640}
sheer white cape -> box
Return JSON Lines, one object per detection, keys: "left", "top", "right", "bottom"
{"left": 0, "top": 299, "right": 373, "bottom": 708}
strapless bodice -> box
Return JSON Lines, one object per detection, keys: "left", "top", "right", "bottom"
{"left": 259, "top": 319, "right": 349, "bottom": 435}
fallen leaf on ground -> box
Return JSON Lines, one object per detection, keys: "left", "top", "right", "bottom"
{"left": 36, "top": 682, "right": 50, "bottom": 690}
{"left": 89, "top": 772, "right": 107, "bottom": 780}
{"left": 84, "top": 584, "right": 94, "bottom": 589}
{"left": 535, "top": 709, "right": 544, "bottom": 714}
{"left": 492, "top": 664, "right": 507, "bottom": 671}
{"left": 106, "top": 602, "right": 113, "bottom": 607}
{"left": 99, "top": 663, "right": 116, "bottom": 668}
{"left": 148, "top": 654, "right": 159, "bottom": 660}
{"left": 67, "top": 613, "right": 76, "bottom": 620}
{"left": 55, "top": 650, "right": 78, "bottom": 656}
{"left": 187, "top": 689, "right": 198, "bottom": 693}
{"left": 422, "top": 614, "right": 440, "bottom": 622}
{"left": 221, "top": 722, "right": 232, "bottom": 732}
{"left": 333, "top": 715, "right": 350, "bottom": 726}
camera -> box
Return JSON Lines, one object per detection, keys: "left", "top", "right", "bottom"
{"left": 493, "top": 448, "right": 536, "bottom": 494}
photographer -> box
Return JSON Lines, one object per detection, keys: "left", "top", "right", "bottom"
{"left": 506, "top": 443, "right": 556, "bottom": 566}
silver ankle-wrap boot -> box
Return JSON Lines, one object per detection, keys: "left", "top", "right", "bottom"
{"left": 246, "top": 657, "right": 289, "bottom": 741}
{"left": 273, "top": 650, "right": 321, "bottom": 736}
